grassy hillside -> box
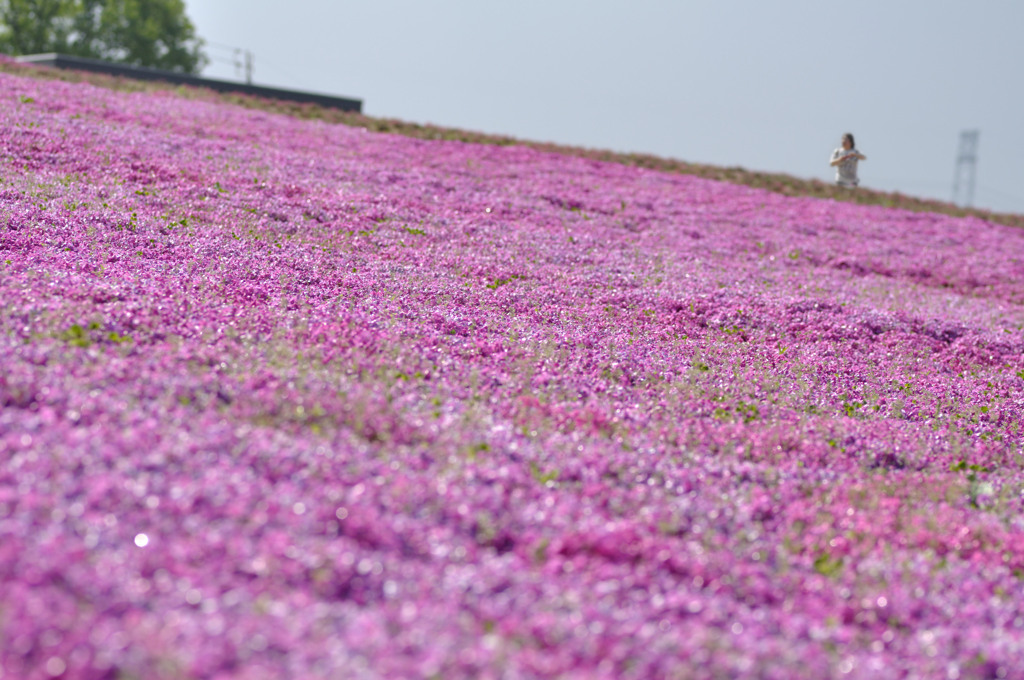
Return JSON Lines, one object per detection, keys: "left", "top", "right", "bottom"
{"left": 3, "top": 55, "right": 1021, "bottom": 230}
{"left": 2, "top": 64, "right": 1024, "bottom": 678}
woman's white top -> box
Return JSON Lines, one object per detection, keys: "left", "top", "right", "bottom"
{"left": 831, "top": 148, "right": 860, "bottom": 187}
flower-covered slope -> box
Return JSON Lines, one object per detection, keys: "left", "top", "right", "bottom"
{"left": 2, "top": 72, "right": 1024, "bottom": 679}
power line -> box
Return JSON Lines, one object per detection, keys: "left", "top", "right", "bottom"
{"left": 204, "top": 43, "right": 328, "bottom": 96}
{"left": 205, "top": 41, "right": 253, "bottom": 84}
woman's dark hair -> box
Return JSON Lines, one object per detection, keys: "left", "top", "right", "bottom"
{"left": 843, "top": 133, "right": 855, "bottom": 147}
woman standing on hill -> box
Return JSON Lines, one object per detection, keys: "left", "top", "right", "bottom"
{"left": 830, "top": 133, "right": 867, "bottom": 187}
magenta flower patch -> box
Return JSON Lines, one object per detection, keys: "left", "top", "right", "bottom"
{"left": 2, "top": 72, "right": 1024, "bottom": 679}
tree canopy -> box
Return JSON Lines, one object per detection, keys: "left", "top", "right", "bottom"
{"left": 0, "top": 0, "right": 207, "bottom": 74}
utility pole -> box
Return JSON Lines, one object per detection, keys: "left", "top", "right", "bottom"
{"left": 239, "top": 49, "right": 253, "bottom": 85}
{"left": 952, "top": 130, "right": 979, "bottom": 207}
{"left": 207, "top": 42, "right": 254, "bottom": 84}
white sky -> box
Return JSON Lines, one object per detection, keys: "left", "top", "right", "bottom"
{"left": 183, "top": 1, "right": 1024, "bottom": 215}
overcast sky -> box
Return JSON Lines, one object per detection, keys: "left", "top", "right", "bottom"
{"left": 183, "top": 1, "right": 1024, "bottom": 215}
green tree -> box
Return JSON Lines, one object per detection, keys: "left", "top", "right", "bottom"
{"left": 0, "top": 0, "right": 207, "bottom": 74}
{"left": 0, "top": 0, "right": 76, "bottom": 55}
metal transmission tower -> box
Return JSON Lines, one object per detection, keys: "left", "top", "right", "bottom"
{"left": 952, "top": 130, "right": 979, "bottom": 207}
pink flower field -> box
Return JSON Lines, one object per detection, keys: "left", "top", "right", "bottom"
{"left": 3, "top": 69, "right": 1024, "bottom": 679}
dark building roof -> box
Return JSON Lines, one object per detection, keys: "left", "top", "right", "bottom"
{"left": 15, "top": 53, "right": 362, "bottom": 113}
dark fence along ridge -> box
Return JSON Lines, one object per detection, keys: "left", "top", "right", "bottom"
{"left": 15, "top": 53, "right": 362, "bottom": 112}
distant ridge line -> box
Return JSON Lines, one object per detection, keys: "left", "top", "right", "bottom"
{"left": 15, "top": 52, "right": 362, "bottom": 113}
